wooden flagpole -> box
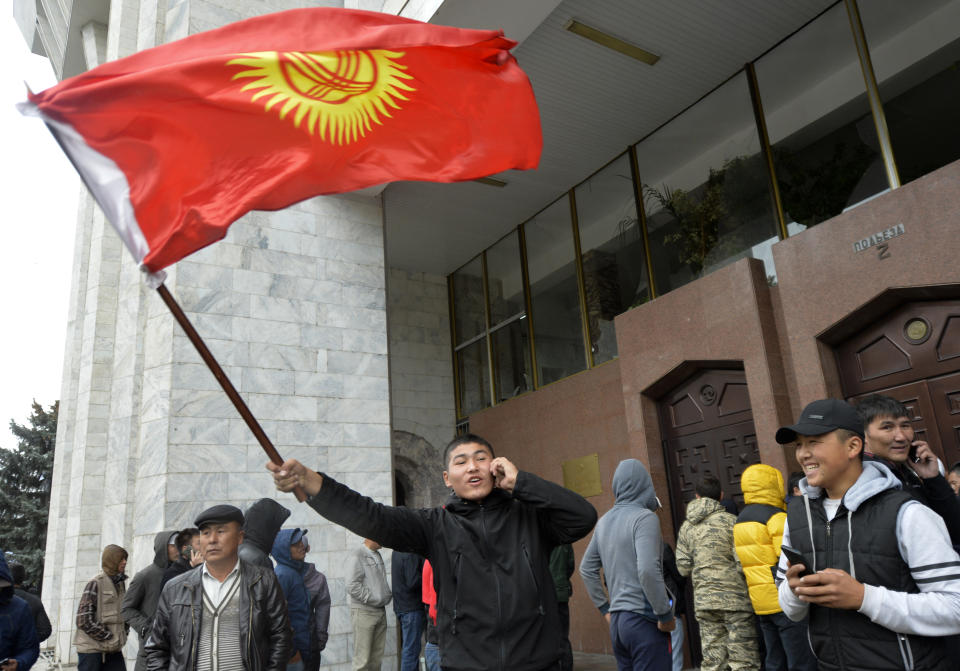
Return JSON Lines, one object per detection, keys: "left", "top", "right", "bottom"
{"left": 37, "top": 120, "right": 305, "bottom": 501}
{"left": 156, "top": 283, "right": 307, "bottom": 502}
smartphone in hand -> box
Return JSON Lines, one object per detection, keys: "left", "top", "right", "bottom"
{"left": 780, "top": 545, "right": 813, "bottom": 577}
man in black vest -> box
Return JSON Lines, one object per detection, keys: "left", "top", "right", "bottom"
{"left": 774, "top": 399, "right": 960, "bottom": 671}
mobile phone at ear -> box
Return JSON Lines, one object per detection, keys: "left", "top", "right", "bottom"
{"left": 908, "top": 442, "right": 920, "bottom": 463}
{"left": 780, "top": 545, "right": 813, "bottom": 577}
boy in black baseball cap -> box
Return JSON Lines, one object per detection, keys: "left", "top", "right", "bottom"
{"left": 774, "top": 399, "right": 960, "bottom": 670}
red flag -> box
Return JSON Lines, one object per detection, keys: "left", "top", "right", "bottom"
{"left": 22, "top": 8, "right": 541, "bottom": 274}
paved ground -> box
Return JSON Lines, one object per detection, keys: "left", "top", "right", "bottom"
{"left": 573, "top": 651, "right": 700, "bottom": 671}
{"left": 572, "top": 652, "right": 618, "bottom": 670}
{"left": 39, "top": 649, "right": 698, "bottom": 670}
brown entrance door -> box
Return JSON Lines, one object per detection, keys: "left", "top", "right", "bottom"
{"left": 835, "top": 300, "right": 960, "bottom": 466}
{"left": 657, "top": 367, "right": 761, "bottom": 666}
{"left": 659, "top": 368, "right": 761, "bottom": 523}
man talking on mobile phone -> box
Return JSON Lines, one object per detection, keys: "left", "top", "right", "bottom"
{"left": 855, "top": 394, "right": 960, "bottom": 546}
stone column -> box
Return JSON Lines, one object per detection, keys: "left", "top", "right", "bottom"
{"left": 387, "top": 269, "right": 455, "bottom": 507}
{"left": 44, "top": 2, "right": 401, "bottom": 668}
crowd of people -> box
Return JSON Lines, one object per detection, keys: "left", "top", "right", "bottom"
{"left": 577, "top": 393, "right": 960, "bottom": 671}
{"left": 2, "top": 392, "right": 960, "bottom": 671}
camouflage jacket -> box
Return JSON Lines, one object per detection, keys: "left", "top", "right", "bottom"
{"left": 675, "top": 497, "right": 753, "bottom": 614}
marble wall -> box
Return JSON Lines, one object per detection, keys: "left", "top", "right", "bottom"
{"left": 386, "top": 269, "right": 455, "bottom": 508}
{"left": 41, "top": 2, "right": 407, "bottom": 670}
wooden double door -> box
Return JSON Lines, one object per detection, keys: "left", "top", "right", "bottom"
{"left": 836, "top": 299, "right": 960, "bottom": 466}
{"left": 658, "top": 368, "right": 761, "bottom": 524}
{"left": 657, "top": 367, "right": 761, "bottom": 667}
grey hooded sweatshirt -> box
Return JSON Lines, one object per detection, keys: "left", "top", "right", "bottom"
{"left": 579, "top": 459, "right": 673, "bottom": 623}
{"left": 122, "top": 529, "right": 176, "bottom": 671}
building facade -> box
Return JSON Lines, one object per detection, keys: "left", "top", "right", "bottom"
{"left": 17, "top": 0, "right": 960, "bottom": 667}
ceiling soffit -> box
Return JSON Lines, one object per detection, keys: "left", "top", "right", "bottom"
{"left": 383, "top": 0, "right": 836, "bottom": 275}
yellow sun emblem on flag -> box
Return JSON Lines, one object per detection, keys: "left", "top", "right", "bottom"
{"left": 228, "top": 50, "right": 415, "bottom": 145}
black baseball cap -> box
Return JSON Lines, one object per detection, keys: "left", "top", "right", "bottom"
{"left": 194, "top": 504, "right": 244, "bottom": 529}
{"left": 776, "top": 399, "right": 864, "bottom": 444}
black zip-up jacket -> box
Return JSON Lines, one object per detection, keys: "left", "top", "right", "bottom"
{"left": 307, "top": 470, "right": 597, "bottom": 671}
{"left": 143, "top": 559, "right": 292, "bottom": 671}
{"left": 865, "top": 454, "right": 960, "bottom": 546}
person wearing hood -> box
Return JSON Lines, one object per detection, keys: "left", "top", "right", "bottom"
{"left": 676, "top": 474, "right": 759, "bottom": 671}
{"left": 160, "top": 528, "right": 202, "bottom": 590}
{"left": 239, "top": 499, "right": 291, "bottom": 570}
{"left": 299, "top": 539, "right": 329, "bottom": 671}
{"left": 269, "top": 433, "right": 597, "bottom": 671}
{"left": 8, "top": 561, "right": 51, "bottom": 644}
{"left": 0, "top": 552, "right": 39, "bottom": 671}
{"left": 734, "top": 464, "right": 815, "bottom": 671}
{"left": 579, "top": 459, "right": 675, "bottom": 671}
{"left": 776, "top": 399, "right": 960, "bottom": 670}
{"left": 122, "top": 531, "right": 177, "bottom": 671}
{"left": 271, "top": 528, "right": 311, "bottom": 671}
{"left": 75, "top": 544, "right": 129, "bottom": 671}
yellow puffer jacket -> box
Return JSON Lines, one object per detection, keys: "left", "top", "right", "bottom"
{"left": 733, "top": 464, "right": 786, "bottom": 615}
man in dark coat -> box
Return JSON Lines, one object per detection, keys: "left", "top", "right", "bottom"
{"left": 548, "top": 544, "right": 574, "bottom": 671}
{"left": 271, "top": 528, "right": 310, "bottom": 671}
{"left": 391, "top": 550, "right": 425, "bottom": 671}
{"left": 0, "top": 553, "right": 39, "bottom": 671}
{"left": 856, "top": 394, "right": 960, "bottom": 545}
{"left": 122, "top": 530, "right": 177, "bottom": 671}
{"left": 238, "top": 498, "right": 290, "bottom": 570}
{"left": 7, "top": 562, "right": 51, "bottom": 644}
{"left": 269, "top": 433, "right": 597, "bottom": 671}
{"left": 144, "top": 505, "right": 292, "bottom": 671}
{"left": 160, "top": 528, "right": 201, "bottom": 590}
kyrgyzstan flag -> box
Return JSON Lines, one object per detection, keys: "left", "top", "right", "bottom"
{"left": 21, "top": 8, "right": 542, "bottom": 274}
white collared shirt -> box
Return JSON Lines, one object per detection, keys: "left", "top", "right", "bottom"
{"left": 201, "top": 559, "right": 241, "bottom": 608}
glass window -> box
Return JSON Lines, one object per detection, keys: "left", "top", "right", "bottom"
{"left": 486, "top": 231, "right": 525, "bottom": 327}
{"left": 486, "top": 230, "right": 531, "bottom": 401}
{"left": 755, "top": 2, "right": 886, "bottom": 234}
{"left": 456, "top": 339, "right": 490, "bottom": 417}
{"left": 451, "top": 256, "right": 485, "bottom": 345}
{"left": 524, "top": 196, "right": 587, "bottom": 385}
{"left": 860, "top": 0, "right": 960, "bottom": 185}
{"left": 574, "top": 153, "right": 649, "bottom": 364}
{"left": 491, "top": 319, "right": 532, "bottom": 402}
{"left": 636, "top": 71, "right": 779, "bottom": 293}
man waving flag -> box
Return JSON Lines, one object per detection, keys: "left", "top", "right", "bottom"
{"left": 20, "top": 7, "right": 541, "bottom": 275}
{"left": 19, "top": 8, "right": 541, "bottom": 494}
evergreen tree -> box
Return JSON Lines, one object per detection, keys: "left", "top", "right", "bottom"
{"left": 0, "top": 400, "right": 57, "bottom": 592}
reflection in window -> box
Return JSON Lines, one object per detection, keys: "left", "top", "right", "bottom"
{"left": 486, "top": 231, "right": 525, "bottom": 327}
{"left": 456, "top": 339, "right": 490, "bottom": 416}
{"left": 575, "top": 153, "right": 649, "bottom": 364}
{"left": 756, "top": 2, "right": 886, "bottom": 233}
{"left": 860, "top": 0, "right": 960, "bottom": 185}
{"left": 524, "top": 197, "right": 587, "bottom": 385}
{"left": 486, "top": 231, "right": 531, "bottom": 401}
{"left": 636, "top": 72, "right": 779, "bottom": 293}
{"left": 451, "top": 256, "right": 485, "bottom": 345}
{"left": 491, "top": 319, "right": 532, "bottom": 401}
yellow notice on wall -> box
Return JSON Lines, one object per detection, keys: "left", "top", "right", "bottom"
{"left": 561, "top": 453, "right": 603, "bottom": 498}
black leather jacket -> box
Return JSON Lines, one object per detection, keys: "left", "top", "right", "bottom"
{"left": 144, "top": 559, "right": 292, "bottom": 671}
